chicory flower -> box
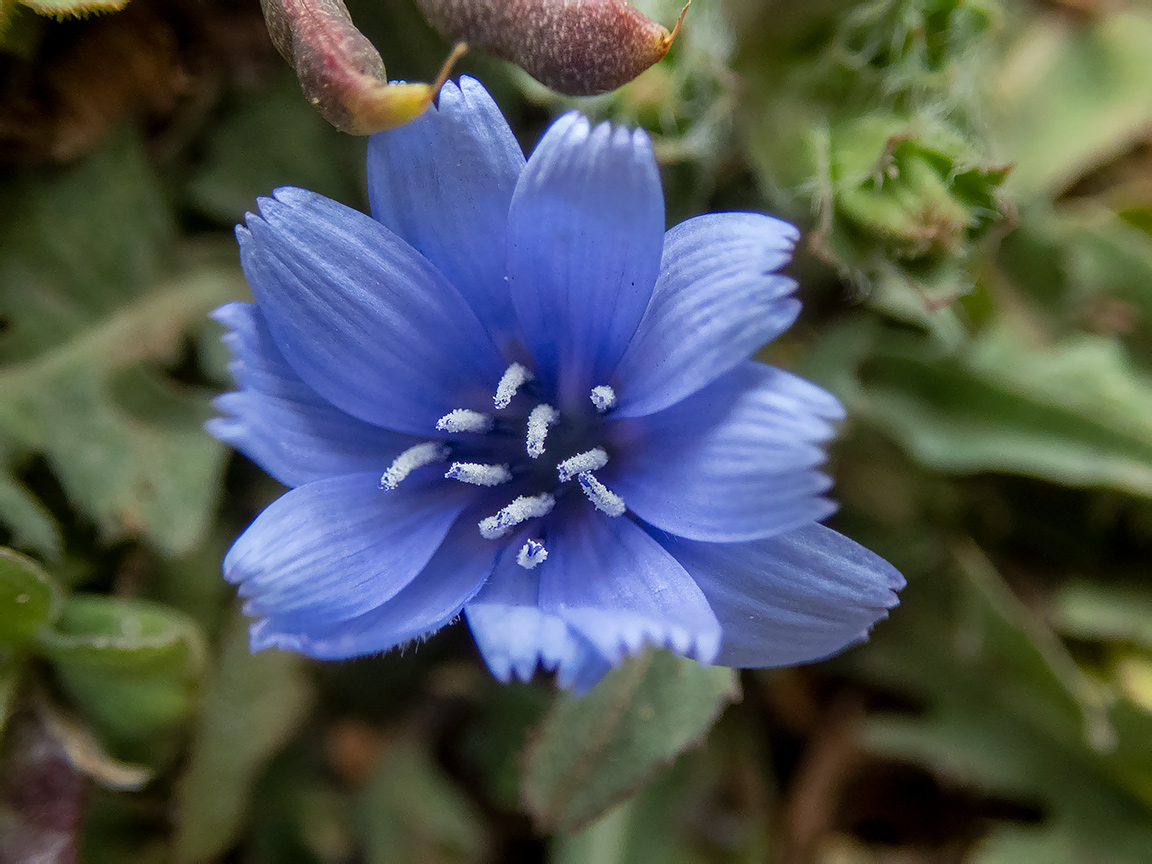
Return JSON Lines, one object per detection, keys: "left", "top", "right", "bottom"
{"left": 209, "top": 77, "right": 903, "bottom": 691}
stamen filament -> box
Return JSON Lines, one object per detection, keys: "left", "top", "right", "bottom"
{"left": 494, "top": 362, "right": 534, "bottom": 409}
{"left": 577, "top": 472, "right": 626, "bottom": 517}
{"left": 517, "top": 539, "right": 548, "bottom": 569}
{"left": 590, "top": 385, "right": 617, "bottom": 412}
{"left": 557, "top": 447, "right": 609, "bottom": 482}
{"left": 445, "top": 462, "right": 513, "bottom": 487}
{"left": 436, "top": 408, "right": 493, "bottom": 434}
{"left": 380, "top": 442, "right": 450, "bottom": 490}
{"left": 479, "top": 493, "right": 555, "bottom": 539}
{"left": 526, "top": 403, "right": 559, "bottom": 459}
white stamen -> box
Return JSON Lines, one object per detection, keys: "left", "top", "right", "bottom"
{"left": 577, "top": 472, "right": 626, "bottom": 517}
{"left": 436, "top": 408, "right": 493, "bottom": 434}
{"left": 494, "top": 362, "right": 534, "bottom": 409}
{"left": 380, "top": 442, "right": 450, "bottom": 490}
{"left": 557, "top": 447, "right": 609, "bottom": 482}
{"left": 479, "top": 493, "right": 555, "bottom": 540}
{"left": 526, "top": 404, "right": 559, "bottom": 459}
{"left": 445, "top": 462, "right": 513, "bottom": 487}
{"left": 517, "top": 540, "right": 548, "bottom": 569}
{"left": 590, "top": 385, "right": 617, "bottom": 413}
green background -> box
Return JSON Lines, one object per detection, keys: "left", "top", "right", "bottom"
{"left": 1, "top": 0, "right": 1151, "bottom": 860}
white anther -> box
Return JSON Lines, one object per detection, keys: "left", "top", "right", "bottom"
{"left": 577, "top": 472, "right": 626, "bottom": 517}
{"left": 526, "top": 404, "right": 559, "bottom": 459}
{"left": 445, "top": 462, "right": 513, "bottom": 487}
{"left": 517, "top": 540, "right": 548, "bottom": 569}
{"left": 590, "top": 385, "right": 617, "bottom": 413}
{"left": 436, "top": 408, "right": 493, "bottom": 434}
{"left": 557, "top": 447, "right": 609, "bottom": 482}
{"left": 380, "top": 442, "right": 450, "bottom": 491}
{"left": 494, "top": 362, "right": 534, "bottom": 409}
{"left": 479, "top": 493, "right": 555, "bottom": 540}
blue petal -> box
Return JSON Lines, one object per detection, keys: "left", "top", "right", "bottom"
{"left": 248, "top": 517, "right": 498, "bottom": 659}
{"left": 612, "top": 212, "right": 802, "bottom": 418}
{"left": 367, "top": 77, "right": 525, "bottom": 341}
{"left": 465, "top": 534, "right": 612, "bottom": 692}
{"left": 238, "top": 187, "right": 506, "bottom": 435}
{"left": 606, "top": 362, "right": 843, "bottom": 542}
{"left": 657, "top": 523, "right": 905, "bottom": 667}
{"left": 207, "top": 302, "right": 420, "bottom": 488}
{"left": 507, "top": 114, "right": 664, "bottom": 403}
{"left": 224, "top": 472, "right": 469, "bottom": 630}
{"left": 540, "top": 512, "right": 721, "bottom": 665}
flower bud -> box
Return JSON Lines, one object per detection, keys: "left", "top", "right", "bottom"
{"left": 827, "top": 114, "right": 1010, "bottom": 265}
{"left": 260, "top": 0, "right": 466, "bottom": 134}
{"left": 415, "top": 0, "right": 688, "bottom": 96}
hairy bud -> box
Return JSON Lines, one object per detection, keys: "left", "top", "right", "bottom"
{"left": 415, "top": 0, "right": 688, "bottom": 96}
{"left": 261, "top": 0, "right": 466, "bottom": 133}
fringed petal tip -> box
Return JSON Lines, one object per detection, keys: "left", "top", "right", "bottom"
{"left": 466, "top": 603, "right": 612, "bottom": 694}
{"left": 662, "top": 523, "right": 905, "bottom": 670}
{"left": 557, "top": 607, "right": 722, "bottom": 670}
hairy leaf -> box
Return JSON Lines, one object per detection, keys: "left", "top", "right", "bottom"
{"left": 0, "top": 130, "right": 245, "bottom": 555}
{"left": 172, "top": 610, "right": 312, "bottom": 863}
{"left": 0, "top": 547, "right": 60, "bottom": 642}
{"left": 861, "top": 328, "right": 1152, "bottom": 497}
{"left": 523, "top": 650, "right": 739, "bottom": 833}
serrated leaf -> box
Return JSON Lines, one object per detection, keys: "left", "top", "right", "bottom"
{"left": 360, "top": 737, "right": 487, "bottom": 864}
{"left": 862, "top": 328, "right": 1152, "bottom": 496}
{"left": 522, "top": 650, "right": 740, "bottom": 833}
{"left": 0, "top": 129, "right": 245, "bottom": 556}
{"left": 172, "top": 610, "right": 312, "bottom": 863}
{"left": 36, "top": 596, "right": 207, "bottom": 740}
{"left": 0, "top": 547, "right": 60, "bottom": 642}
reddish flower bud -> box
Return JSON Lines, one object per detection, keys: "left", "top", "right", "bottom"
{"left": 415, "top": 0, "right": 688, "bottom": 96}
{"left": 260, "top": 0, "right": 466, "bottom": 134}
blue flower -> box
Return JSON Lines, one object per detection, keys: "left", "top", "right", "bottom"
{"left": 209, "top": 77, "right": 903, "bottom": 692}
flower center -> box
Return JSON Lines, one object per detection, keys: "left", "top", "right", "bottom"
{"left": 379, "top": 362, "right": 626, "bottom": 568}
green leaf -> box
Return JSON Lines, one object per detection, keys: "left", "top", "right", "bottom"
{"left": 1050, "top": 582, "right": 1152, "bottom": 648}
{"left": 522, "top": 650, "right": 740, "bottom": 833}
{"left": 856, "top": 546, "right": 1152, "bottom": 861}
{"left": 36, "top": 596, "right": 207, "bottom": 740}
{"left": 552, "top": 763, "right": 701, "bottom": 864}
{"left": 172, "top": 610, "right": 312, "bottom": 864}
{"left": 0, "top": 129, "right": 245, "bottom": 556}
{"left": 991, "top": 10, "right": 1152, "bottom": 199}
{"left": 0, "top": 467, "right": 59, "bottom": 558}
{"left": 359, "top": 737, "right": 487, "bottom": 864}
{"left": 0, "top": 547, "right": 60, "bottom": 642}
{"left": 861, "top": 328, "right": 1152, "bottom": 496}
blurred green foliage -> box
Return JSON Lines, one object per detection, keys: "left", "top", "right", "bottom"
{"left": 1, "top": 0, "right": 1151, "bottom": 860}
